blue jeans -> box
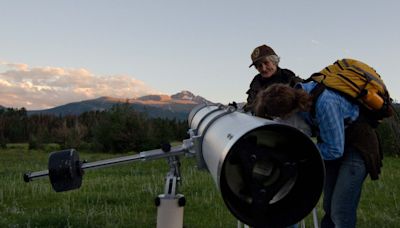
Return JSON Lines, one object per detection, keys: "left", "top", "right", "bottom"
{"left": 321, "top": 146, "right": 367, "bottom": 228}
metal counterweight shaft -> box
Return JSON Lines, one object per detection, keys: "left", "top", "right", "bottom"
{"left": 23, "top": 145, "right": 187, "bottom": 183}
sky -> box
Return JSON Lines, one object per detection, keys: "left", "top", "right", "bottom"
{"left": 1, "top": 0, "right": 399, "bottom": 110}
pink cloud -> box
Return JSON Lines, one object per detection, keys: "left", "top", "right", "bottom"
{"left": 0, "top": 61, "right": 160, "bottom": 110}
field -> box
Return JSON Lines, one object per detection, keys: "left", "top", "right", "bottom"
{"left": 1, "top": 144, "right": 399, "bottom": 227}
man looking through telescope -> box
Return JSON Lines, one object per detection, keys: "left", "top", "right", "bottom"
{"left": 253, "top": 82, "right": 382, "bottom": 228}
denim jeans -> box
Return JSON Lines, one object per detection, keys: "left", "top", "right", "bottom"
{"left": 321, "top": 146, "right": 367, "bottom": 228}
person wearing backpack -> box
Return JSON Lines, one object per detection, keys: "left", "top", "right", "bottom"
{"left": 243, "top": 44, "right": 303, "bottom": 113}
{"left": 252, "top": 80, "right": 388, "bottom": 228}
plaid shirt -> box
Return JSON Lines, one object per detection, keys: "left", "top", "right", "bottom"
{"left": 299, "top": 82, "right": 359, "bottom": 160}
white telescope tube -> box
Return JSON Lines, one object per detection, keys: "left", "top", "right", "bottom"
{"left": 188, "top": 104, "right": 324, "bottom": 227}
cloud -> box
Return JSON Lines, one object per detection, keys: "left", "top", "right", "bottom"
{"left": 0, "top": 61, "right": 160, "bottom": 110}
{"left": 311, "top": 39, "right": 320, "bottom": 45}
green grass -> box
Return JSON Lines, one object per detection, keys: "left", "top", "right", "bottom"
{"left": 1, "top": 144, "right": 399, "bottom": 227}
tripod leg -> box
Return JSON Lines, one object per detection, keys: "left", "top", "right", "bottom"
{"left": 155, "top": 194, "right": 185, "bottom": 228}
{"left": 312, "top": 207, "right": 319, "bottom": 228}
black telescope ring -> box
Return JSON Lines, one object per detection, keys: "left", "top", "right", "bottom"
{"left": 194, "top": 104, "right": 224, "bottom": 135}
{"left": 199, "top": 106, "right": 235, "bottom": 140}
{"left": 197, "top": 106, "right": 235, "bottom": 164}
{"left": 188, "top": 103, "right": 207, "bottom": 127}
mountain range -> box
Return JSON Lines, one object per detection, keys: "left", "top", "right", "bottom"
{"left": 26, "top": 91, "right": 215, "bottom": 120}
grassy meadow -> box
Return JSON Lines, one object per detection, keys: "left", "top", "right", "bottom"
{"left": 0, "top": 144, "right": 399, "bottom": 227}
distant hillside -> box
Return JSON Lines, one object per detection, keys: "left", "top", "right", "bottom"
{"left": 27, "top": 91, "right": 214, "bottom": 120}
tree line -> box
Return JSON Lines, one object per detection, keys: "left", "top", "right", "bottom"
{"left": 377, "top": 104, "right": 400, "bottom": 156}
{"left": 0, "top": 104, "right": 188, "bottom": 153}
{"left": 0, "top": 104, "right": 399, "bottom": 155}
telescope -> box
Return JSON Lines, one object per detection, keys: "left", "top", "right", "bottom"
{"left": 24, "top": 104, "right": 325, "bottom": 227}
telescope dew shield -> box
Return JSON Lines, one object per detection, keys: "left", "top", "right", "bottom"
{"left": 188, "top": 105, "right": 324, "bottom": 227}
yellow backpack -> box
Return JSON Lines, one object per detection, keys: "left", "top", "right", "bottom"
{"left": 309, "top": 58, "right": 393, "bottom": 121}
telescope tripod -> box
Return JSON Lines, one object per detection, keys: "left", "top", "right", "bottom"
{"left": 154, "top": 146, "right": 186, "bottom": 228}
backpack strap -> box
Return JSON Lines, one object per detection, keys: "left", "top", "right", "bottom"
{"left": 309, "top": 83, "right": 326, "bottom": 118}
{"left": 307, "top": 83, "right": 327, "bottom": 142}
